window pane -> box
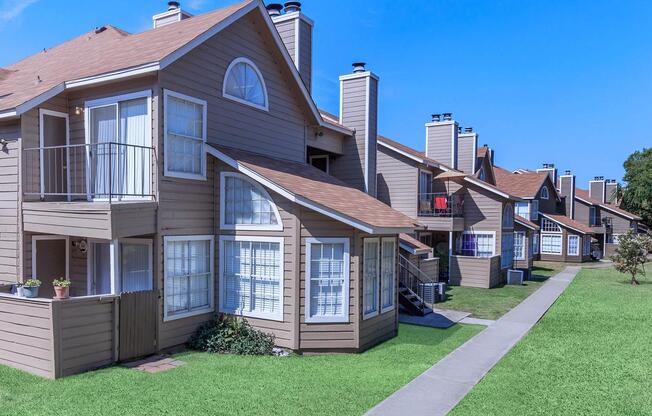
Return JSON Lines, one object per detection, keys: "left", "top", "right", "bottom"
{"left": 166, "top": 96, "right": 204, "bottom": 176}
{"left": 224, "top": 175, "right": 279, "bottom": 227}
{"left": 309, "top": 242, "right": 346, "bottom": 319}
{"left": 541, "top": 234, "right": 562, "bottom": 254}
{"left": 165, "top": 238, "right": 213, "bottom": 317}
{"left": 514, "top": 232, "right": 525, "bottom": 261}
{"left": 224, "top": 61, "right": 266, "bottom": 107}
{"left": 381, "top": 240, "right": 395, "bottom": 310}
{"left": 363, "top": 240, "right": 379, "bottom": 316}
{"left": 121, "top": 243, "right": 152, "bottom": 292}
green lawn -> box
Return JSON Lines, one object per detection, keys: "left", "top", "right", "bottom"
{"left": 452, "top": 265, "right": 652, "bottom": 415}
{"left": 436, "top": 265, "right": 563, "bottom": 320}
{"left": 0, "top": 323, "right": 481, "bottom": 416}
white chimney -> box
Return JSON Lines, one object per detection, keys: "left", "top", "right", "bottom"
{"left": 153, "top": 1, "right": 192, "bottom": 28}
{"left": 269, "top": 2, "right": 314, "bottom": 92}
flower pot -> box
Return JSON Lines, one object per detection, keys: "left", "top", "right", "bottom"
{"left": 23, "top": 286, "right": 40, "bottom": 298}
{"left": 54, "top": 286, "right": 69, "bottom": 299}
{"left": 16, "top": 286, "right": 24, "bottom": 297}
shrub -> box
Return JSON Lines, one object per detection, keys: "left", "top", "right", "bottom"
{"left": 23, "top": 279, "right": 41, "bottom": 288}
{"left": 52, "top": 279, "right": 71, "bottom": 288}
{"left": 611, "top": 230, "right": 652, "bottom": 285}
{"left": 189, "top": 314, "right": 275, "bottom": 356}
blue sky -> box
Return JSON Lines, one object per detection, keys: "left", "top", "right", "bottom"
{"left": 2, "top": 0, "right": 651, "bottom": 186}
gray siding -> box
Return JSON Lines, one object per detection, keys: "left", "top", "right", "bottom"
{"left": 331, "top": 74, "right": 377, "bottom": 196}
{"left": 160, "top": 10, "right": 309, "bottom": 163}
{"left": 0, "top": 122, "right": 20, "bottom": 283}
{"left": 298, "top": 19, "right": 312, "bottom": 91}
{"left": 376, "top": 146, "right": 418, "bottom": 218}
{"left": 274, "top": 19, "right": 296, "bottom": 66}
{"left": 426, "top": 122, "right": 456, "bottom": 167}
{"left": 558, "top": 175, "right": 575, "bottom": 217}
{"left": 457, "top": 133, "right": 476, "bottom": 174}
{"left": 589, "top": 180, "right": 606, "bottom": 203}
{"left": 449, "top": 255, "right": 502, "bottom": 288}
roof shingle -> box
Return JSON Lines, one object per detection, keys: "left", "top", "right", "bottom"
{"left": 575, "top": 188, "right": 641, "bottom": 221}
{"left": 494, "top": 165, "right": 552, "bottom": 199}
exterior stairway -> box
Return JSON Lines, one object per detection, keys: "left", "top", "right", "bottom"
{"left": 398, "top": 255, "right": 435, "bottom": 317}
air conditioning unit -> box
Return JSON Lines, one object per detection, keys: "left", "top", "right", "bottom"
{"left": 417, "top": 282, "right": 438, "bottom": 304}
{"left": 507, "top": 269, "right": 524, "bottom": 285}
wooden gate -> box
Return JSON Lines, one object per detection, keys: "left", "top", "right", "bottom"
{"left": 119, "top": 290, "right": 158, "bottom": 362}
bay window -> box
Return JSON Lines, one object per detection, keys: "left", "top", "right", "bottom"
{"left": 514, "top": 232, "right": 526, "bottom": 261}
{"left": 541, "top": 234, "right": 562, "bottom": 255}
{"left": 501, "top": 232, "right": 514, "bottom": 268}
{"left": 220, "top": 172, "right": 282, "bottom": 230}
{"left": 568, "top": 235, "right": 580, "bottom": 256}
{"left": 164, "top": 236, "right": 214, "bottom": 321}
{"left": 380, "top": 238, "right": 397, "bottom": 313}
{"left": 164, "top": 90, "right": 207, "bottom": 180}
{"left": 219, "top": 236, "right": 283, "bottom": 321}
{"left": 305, "top": 238, "right": 350, "bottom": 323}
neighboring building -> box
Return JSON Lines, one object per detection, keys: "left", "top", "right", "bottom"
{"left": 369, "top": 113, "right": 521, "bottom": 289}
{"left": 0, "top": 1, "right": 418, "bottom": 379}
{"left": 558, "top": 172, "right": 643, "bottom": 257}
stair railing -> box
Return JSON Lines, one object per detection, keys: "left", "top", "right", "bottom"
{"left": 399, "top": 255, "right": 432, "bottom": 307}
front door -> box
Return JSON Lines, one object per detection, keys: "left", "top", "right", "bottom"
{"left": 33, "top": 237, "right": 68, "bottom": 298}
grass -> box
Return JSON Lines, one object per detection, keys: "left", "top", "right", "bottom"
{"left": 451, "top": 264, "right": 652, "bottom": 415}
{"left": 436, "top": 264, "right": 563, "bottom": 320}
{"left": 0, "top": 323, "right": 482, "bottom": 416}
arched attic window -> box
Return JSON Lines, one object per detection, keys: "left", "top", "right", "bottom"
{"left": 220, "top": 172, "right": 282, "bottom": 230}
{"left": 223, "top": 57, "right": 269, "bottom": 111}
{"left": 541, "top": 185, "right": 550, "bottom": 200}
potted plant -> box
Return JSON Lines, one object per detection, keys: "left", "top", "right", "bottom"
{"left": 22, "top": 279, "right": 42, "bottom": 299}
{"left": 52, "top": 279, "right": 71, "bottom": 299}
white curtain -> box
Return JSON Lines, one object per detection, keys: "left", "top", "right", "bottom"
{"left": 309, "top": 243, "right": 345, "bottom": 319}
{"left": 121, "top": 242, "right": 152, "bottom": 293}
{"left": 119, "top": 98, "right": 149, "bottom": 198}
{"left": 90, "top": 105, "right": 117, "bottom": 198}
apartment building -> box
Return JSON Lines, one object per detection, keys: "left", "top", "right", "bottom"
{"left": 0, "top": 0, "right": 419, "bottom": 379}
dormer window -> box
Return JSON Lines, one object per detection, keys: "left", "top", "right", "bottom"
{"left": 540, "top": 185, "right": 550, "bottom": 200}
{"left": 223, "top": 57, "right": 268, "bottom": 111}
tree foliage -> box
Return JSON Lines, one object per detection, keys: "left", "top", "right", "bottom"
{"left": 622, "top": 147, "right": 652, "bottom": 227}
{"left": 610, "top": 230, "right": 652, "bottom": 285}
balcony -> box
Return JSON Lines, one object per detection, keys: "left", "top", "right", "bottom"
{"left": 416, "top": 193, "right": 464, "bottom": 231}
{"left": 21, "top": 143, "right": 157, "bottom": 239}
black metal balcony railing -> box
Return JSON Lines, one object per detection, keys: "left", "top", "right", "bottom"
{"left": 418, "top": 193, "right": 464, "bottom": 217}
{"left": 23, "top": 142, "right": 154, "bottom": 202}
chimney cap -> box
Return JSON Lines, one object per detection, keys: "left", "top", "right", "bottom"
{"left": 564, "top": 170, "right": 571, "bottom": 175}
{"left": 352, "top": 62, "right": 367, "bottom": 73}
{"left": 431, "top": 113, "right": 441, "bottom": 122}
{"left": 442, "top": 113, "right": 453, "bottom": 121}
{"left": 464, "top": 127, "right": 473, "bottom": 133}
{"left": 284, "top": 1, "right": 301, "bottom": 12}
{"left": 266, "top": 3, "right": 283, "bottom": 16}
{"left": 483, "top": 143, "right": 489, "bottom": 147}
{"left": 594, "top": 176, "right": 604, "bottom": 181}
{"left": 168, "top": 1, "right": 180, "bottom": 10}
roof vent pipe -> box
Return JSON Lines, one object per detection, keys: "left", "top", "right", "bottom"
{"left": 284, "top": 1, "right": 301, "bottom": 13}
{"left": 431, "top": 114, "right": 441, "bottom": 122}
{"left": 442, "top": 113, "right": 452, "bottom": 121}
{"left": 168, "top": 1, "right": 180, "bottom": 10}
{"left": 352, "top": 62, "right": 366, "bottom": 73}
{"left": 266, "top": 3, "right": 283, "bottom": 16}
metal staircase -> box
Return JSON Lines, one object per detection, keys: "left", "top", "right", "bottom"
{"left": 398, "top": 255, "right": 435, "bottom": 316}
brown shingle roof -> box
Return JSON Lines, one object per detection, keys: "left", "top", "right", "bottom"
{"left": 318, "top": 109, "right": 352, "bottom": 133}
{"left": 542, "top": 213, "right": 595, "bottom": 234}
{"left": 209, "top": 145, "right": 418, "bottom": 233}
{"left": 399, "top": 233, "right": 432, "bottom": 254}
{"left": 477, "top": 147, "right": 489, "bottom": 158}
{"left": 575, "top": 188, "right": 641, "bottom": 221}
{"left": 0, "top": 1, "right": 254, "bottom": 113}
{"left": 493, "top": 165, "right": 551, "bottom": 199}
{"left": 515, "top": 215, "right": 540, "bottom": 230}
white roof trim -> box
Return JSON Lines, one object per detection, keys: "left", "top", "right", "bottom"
{"left": 378, "top": 140, "right": 426, "bottom": 164}
{"left": 515, "top": 217, "right": 538, "bottom": 231}
{"left": 339, "top": 71, "right": 380, "bottom": 82}
{"left": 540, "top": 213, "right": 591, "bottom": 235}
{"left": 320, "top": 118, "right": 353, "bottom": 135}
{"left": 205, "top": 145, "right": 413, "bottom": 235}
{"left": 271, "top": 11, "right": 314, "bottom": 26}
{"left": 463, "top": 177, "right": 515, "bottom": 200}
{"left": 0, "top": 110, "right": 18, "bottom": 120}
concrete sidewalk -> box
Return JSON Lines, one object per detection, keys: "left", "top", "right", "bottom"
{"left": 367, "top": 266, "right": 581, "bottom": 416}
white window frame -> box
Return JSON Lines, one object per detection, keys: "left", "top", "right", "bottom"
{"left": 380, "top": 237, "right": 397, "bottom": 314}
{"left": 541, "top": 233, "right": 563, "bottom": 255}
{"left": 39, "top": 109, "right": 71, "bottom": 201}
{"left": 515, "top": 201, "right": 530, "bottom": 219}
{"left": 304, "top": 237, "right": 350, "bottom": 323}
{"left": 308, "top": 155, "right": 330, "bottom": 174}
{"left": 567, "top": 235, "right": 580, "bottom": 256}
{"left": 84, "top": 90, "right": 153, "bottom": 201}
{"left": 219, "top": 172, "right": 283, "bottom": 231}
{"left": 540, "top": 185, "right": 550, "bottom": 200}
{"left": 163, "top": 235, "right": 215, "bottom": 322}
{"left": 163, "top": 89, "right": 207, "bottom": 181}
{"left": 459, "top": 231, "right": 496, "bottom": 257}
{"left": 514, "top": 231, "right": 526, "bottom": 261}
{"left": 222, "top": 57, "right": 269, "bottom": 112}
{"left": 363, "top": 238, "right": 381, "bottom": 320}
{"left": 218, "top": 235, "right": 284, "bottom": 322}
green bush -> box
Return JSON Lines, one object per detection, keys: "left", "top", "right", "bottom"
{"left": 189, "top": 314, "right": 275, "bottom": 356}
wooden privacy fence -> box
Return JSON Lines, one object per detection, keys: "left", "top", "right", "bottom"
{"left": 118, "top": 290, "right": 158, "bottom": 362}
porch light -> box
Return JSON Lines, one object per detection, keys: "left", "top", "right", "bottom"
{"left": 74, "top": 106, "right": 84, "bottom": 115}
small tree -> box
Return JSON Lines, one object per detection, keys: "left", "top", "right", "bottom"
{"left": 611, "top": 230, "right": 652, "bottom": 285}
